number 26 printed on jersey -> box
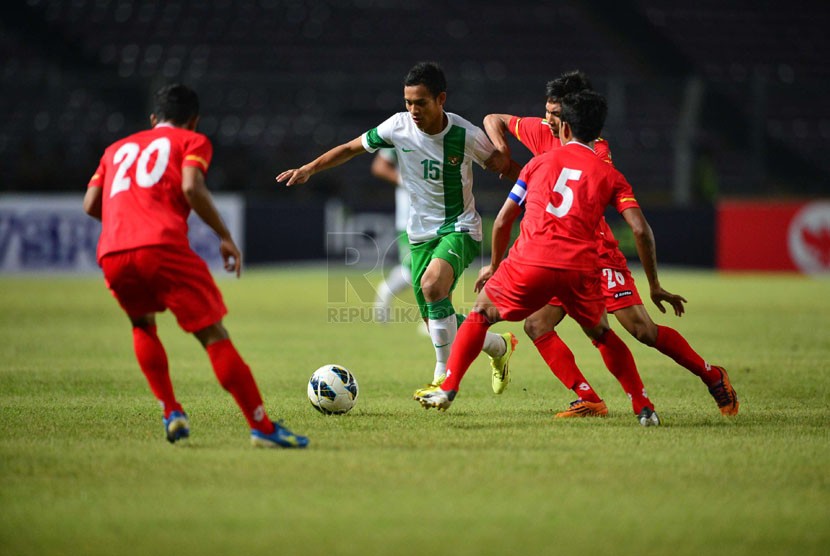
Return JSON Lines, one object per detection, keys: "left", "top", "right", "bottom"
{"left": 603, "top": 268, "right": 626, "bottom": 289}
{"left": 110, "top": 138, "right": 171, "bottom": 197}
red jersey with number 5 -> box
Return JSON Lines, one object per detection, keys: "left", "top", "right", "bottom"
{"left": 508, "top": 142, "right": 639, "bottom": 271}
{"left": 508, "top": 116, "right": 628, "bottom": 269}
{"left": 87, "top": 124, "right": 212, "bottom": 262}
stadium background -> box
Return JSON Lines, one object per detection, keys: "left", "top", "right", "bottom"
{"left": 1, "top": 0, "right": 828, "bottom": 272}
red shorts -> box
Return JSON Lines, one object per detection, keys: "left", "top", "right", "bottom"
{"left": 484, "top": 258, "right": 605, "bottom": 328}
{"left": 548, "top": 265, "right": 643, "bottom": 313}
{"left": 599, "top": 266, "right": 643, "bottom": 312}
{"left": 100, "top": 244, "right": 227, "bottom": 333}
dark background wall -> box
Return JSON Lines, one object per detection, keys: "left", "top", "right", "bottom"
{"left": 1, "top": 0, "right": 827, "bottom": 268}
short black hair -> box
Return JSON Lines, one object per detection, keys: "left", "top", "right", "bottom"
{"left": 545, "top": 70, "right": 593, "bottom": 102}
{"left": 559, "top": 89, "right": 607, "bottom": 143}
{"left": 404, "top": 61, "right": 447, "bottom": 98}
{"left": 152, "top": 84, "right": 199, "bottom": 125}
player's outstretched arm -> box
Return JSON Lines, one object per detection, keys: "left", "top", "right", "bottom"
{"left": 481, "top": 114, "right": 516, "bottom": 176}
{"left": 475, "top": 198, "right": 521, "bottom": 292}
{"left": 483, "top": 150, "right": 516, "bottom": 179}
{"left": 277, "top": 137, "right": 367, "bottom": 186}
{"left": 483, "top": 114, "right": 519, "bottom": 180}
{"left": 650, "top": 285, "right": 687, "bottom": 317}
{"left": 182, "top": 166, "right": 242, "bottom": 277}
{"left": 482, "top": 113, "right": 513, "bottom": 157}
{"left": 499, "top": 160, "right": 522, "bottom": 183}
{"left": 621, "top": 206, "right": 686, "bottom": 316}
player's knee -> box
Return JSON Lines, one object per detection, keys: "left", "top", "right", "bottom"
{"left": 523, "top": 315, "right": 554, "bottom": 341}
{"left": 469, "top": 305, "right": 500, "bottom": 325}
{"left": 628, "top": 321, "right": 658, "bottom": 346}
{"left": 194, "top": 322, "right": 229, "bottom": 347}
{"left": 129, "top": 314, "right": 155, "bottom": 329}
{"left": 583, "top": 321, "right": 611, "bottom": 342}
{"left": 419, "top": 276, "right": 447, "bottom": 302}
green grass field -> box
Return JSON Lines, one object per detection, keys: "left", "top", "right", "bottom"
{"left": 1, "top": 266, "right": 828, "bottom": 556}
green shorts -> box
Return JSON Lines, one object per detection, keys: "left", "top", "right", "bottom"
{"left": 409, "top": 232, "right": 481, "bottom": 318}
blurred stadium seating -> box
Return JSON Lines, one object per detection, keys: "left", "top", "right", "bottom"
{"left": 1, "top": 0, "right": 827, "bottom": 209}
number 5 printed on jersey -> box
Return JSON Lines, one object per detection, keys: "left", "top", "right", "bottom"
{"left": 546, "top": 167, "right": 581, "bottom": 217}
{"left": 110, "top": 138, "right": 171, "bottom": 197}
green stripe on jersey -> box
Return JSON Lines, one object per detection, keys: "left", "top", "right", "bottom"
{"left": 365, "top": 128, "right": 394, "bottom": 150}
{"left": 438, "top": 125, "right": 466, "bottom": 235}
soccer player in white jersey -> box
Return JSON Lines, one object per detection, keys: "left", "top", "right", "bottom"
{"left": 277, "top": 61, "right": 518, "bottom": 395}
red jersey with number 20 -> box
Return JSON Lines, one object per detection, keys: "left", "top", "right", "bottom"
{"left": 87, "top": 124, "right": 212, "bottom": 262}
{"left": 508, "top": 116, "right": 627, "bottom": 269}
{"left": 508, "top": 141, "right": 639, "bottom": 271}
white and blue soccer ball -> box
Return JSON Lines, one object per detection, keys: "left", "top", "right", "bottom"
{"left": 307, "top": 364, "right": 359, "bottom": 415}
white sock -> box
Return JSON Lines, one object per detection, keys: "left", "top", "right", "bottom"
{"left": 375, "top": 280, "right": 393, "bottom": 308}
{"left": 482, "top": 332, "right": 506, "bottom": 358}
{"left": 428, "top": 315, "right": 457, "bottom": 381}
{"left": 376, "top": 265, "right": 411, "bottom": 307}
{"left": 388, "top": 264, "right": 412, "bottom": 294}
{"left": 375, "top": 267, "right": 412, "bottom": 325}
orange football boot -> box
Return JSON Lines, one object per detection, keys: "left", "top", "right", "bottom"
{"left": 708, "top": 366, "right": 739, "bottom": 416}
{"left": 555, "top": 399, "right": 609, "bottom": 418}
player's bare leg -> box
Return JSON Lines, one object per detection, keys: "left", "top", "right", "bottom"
{"left": 420, "top": 258, "right": 458, "bottom": 385}
{"left": 611, "top": 304, "right": 658, "bottom": 346}
{"left": 577, "top": 312, "right": 656, "bottom": 424}
{"left": 523, "top": 304, "right": 566, "bottom": 341}
{"left": 416, "top": 290, "right": 504, "bottom": 409}
{"left": 613, "top": 304, "right": 738, "bottom": 415}
{"left": 522, "top": 305, "right": 609, "bottom": 418}
{"left": 194, "top": 321, "right": 308, "bottom": 448}
{"left": 418, "top": 258, "right": 510, "bottom": 389}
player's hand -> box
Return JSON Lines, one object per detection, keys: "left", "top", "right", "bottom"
{"left": 500, "top": 160, "right": 522, "bottom": 182}
{"left": 475, "top": 265, "right": 495, "bottom": 293}
{"left": 484, "top": 150, "right": 511, "bottom": 176}
{"left": 219, "top": 237, "right": 242, "bottom": 277}
{"left": 276, "top": 166, "right": 311, "bottom": 186}
{"left": 650, "top": 286, "right": 686, "bottom": 317}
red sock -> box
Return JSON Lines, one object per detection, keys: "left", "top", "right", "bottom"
{"left": 132, "top": 325, "right": 182, "bottom": 418}
{"left": 206, "top": 339, "right": 274, "bottom": 434}
{"left": 593, "top": 329, "right": 652, "bottom": 414}
{"left": 655, "top": 326, "right": 718, "bottom": 386}
{"left": 441, "top": 312, "right": 489, "bottom": 392}
{"left": 533, "top": 331, "right": 601, "bottom": 403}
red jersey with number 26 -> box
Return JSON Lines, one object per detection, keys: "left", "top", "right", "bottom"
{"left": 508, "top": 141, "right": 639, "bottom": 271}
{"left": 508, "top": 116, "right": 612, "bottom": 165}
{"left": 87, "top": 124, "right": 212, "bottom": 262}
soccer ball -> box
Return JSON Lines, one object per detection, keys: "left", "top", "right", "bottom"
{"left": 307, "top": 364, "right": 359, "bottom": 414}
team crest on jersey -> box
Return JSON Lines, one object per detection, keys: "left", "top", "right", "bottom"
{"left": 447, "top": 156, "right": 461, "bottom": 166}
